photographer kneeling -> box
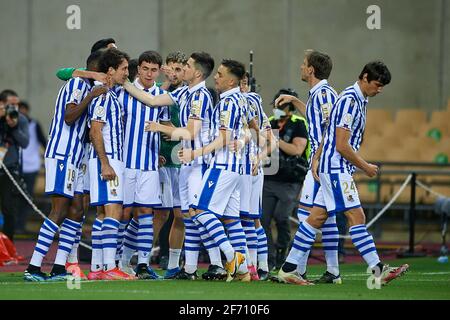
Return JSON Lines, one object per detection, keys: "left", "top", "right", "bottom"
{"left": 262, "top": 88, "right": 309, "bottom": 270}
{"left": 0, "top": 90, "right": 29, "bottom": 241}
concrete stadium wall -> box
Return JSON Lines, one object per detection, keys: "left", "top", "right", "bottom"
{"left": 0, "top": 0, "right": 448, "bottom": 132}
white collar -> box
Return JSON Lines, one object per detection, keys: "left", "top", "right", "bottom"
{"left": 219, "top": 86, "right": 240, "bottom": 99}
{"left": 188, "top": 80, "right": 206, "bottom": 94}
{"left": 353, "top": 82, "right": 368, "bottom": 103}
{"left": 309, "top": 79, "right": 328, "bottom": 96}
{"left": 134, "top": 78, "right": 156, "bottom": 91}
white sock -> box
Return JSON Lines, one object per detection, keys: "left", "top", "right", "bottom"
{"left": 168, "top": 248, "right": 182, "bottom": 270}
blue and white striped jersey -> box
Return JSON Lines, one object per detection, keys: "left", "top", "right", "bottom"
{"left": 306, "top": 79, "right": 338, "bottom": 161}
{"left": 245, "top": 92, "right": 271, "bottom": 172}
{"left": 209, "top": 87, "right": 245, "bottom": 174}
{"left": 170, "top": 81, "right": 214, "bottom": 166}
{"left": 319, "top": 82, "right": 368, "bottom": 175}
{"left": 118, "top": 79, "right": 170, "bottom": 171}
{"left": 45, "top": 77, "right": 92, "bottom": 168}
{"left": 240, "top": 93, "right": 257, "bottom": 175}
{"left": 88, "top": 88, "right": 124, "bottom": 161}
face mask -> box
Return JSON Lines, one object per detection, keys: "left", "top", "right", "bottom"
{"left": 272, "top": 108, "right": 286, "bottom": 120}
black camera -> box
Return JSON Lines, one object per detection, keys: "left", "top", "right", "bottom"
{"left": 5, "top": 105, "right": 19, "bottom": 120}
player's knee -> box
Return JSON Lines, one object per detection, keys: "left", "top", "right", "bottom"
{"left": 345, "top": 208, "right": 366, "bottom": 226}
{"left": 172, "top": 215, "right": 185, "bottom": 229}
{"left": 153, "top": 211, "right": 169, "bottom": 229}
{"left": 154, "top": 210, "right": 169, "bottom": 222}
{"left": 307, "top": 211, "right": 327, "bottom": 228}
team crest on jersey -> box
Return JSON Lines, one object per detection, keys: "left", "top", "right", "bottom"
{"left": 347, "top": 195, "right": 354, "bottom": 202}
{"left": 111, "top": 189, "right": 117, "bottom": 197}
{"left": 67, "top": 183, "right": 72, "bottom": 191}
{"left": 343, "top": 113, "right": 353, "bottom": 128}
{"left": 95, "top": 105, "right": 106, "bottom": 118}
{"left": 72, "top": 89, "right": 82, "bottom": 101}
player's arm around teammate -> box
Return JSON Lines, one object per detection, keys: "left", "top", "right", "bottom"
{"left": 122, "top": 80, "right": 174, "bottom": 107}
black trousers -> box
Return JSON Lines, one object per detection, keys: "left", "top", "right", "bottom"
{"left": 261, "top": 179, "right": 302, "bottom": 269}
{"left": 0, "top": 170, "right": 21, "bottom": 241}
{"left": 16, "top": 171, "right": 38, "bottom": 232}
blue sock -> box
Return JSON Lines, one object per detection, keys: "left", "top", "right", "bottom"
{"left": 137, "top": 214, "right": 154, "bottom": 265}
{"left": 322, "top": 216, "right": 340, "bottom": 276}
{"left": 183, "top": 217, "right": 201, "bottom": 273}
{"left": 101, "top": 217, "right": 119, "bottom": 270}
{"left": 115, "top": 219, "right": 128, "bottom": 262}
{"left": 241, "top": 219, "right": 258, "bottom": 266}
{"left": 193, "top": 212, "right": 234, "bottom": 262}
{"left": 29, "top": 218, "right": 59, "bottom": 268}
{"left": 54, "top": 218, "right": 81, "bottom": 266}
{"left": 90, "top": 218, "right": 103, "bottom": 272}
{"left": 349, "top": 224, "right": 380, "bottom": 268}
{"left": 256, "top": 226, "right": 268, "bottom": 271}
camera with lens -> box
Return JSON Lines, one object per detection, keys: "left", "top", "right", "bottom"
{"left": 5, "top": 105, "right": 19, "bottom": 120}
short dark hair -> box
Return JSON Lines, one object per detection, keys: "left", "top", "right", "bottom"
{"left": 190, "top": 52, "right": 215, "bottom": 79}
{"left": 359, "top": 61, "right": 391, "bottom": 85}
{"left": 128, "top": 58, "right": 139, "bottom": 82}
{"left": 305, "top": 50, "right": 333, "bottom": 80}
{"left": 86, "top": 50, "right": 104, "bottom": 70}
{"left": 138, "top": 51, "right": 163, "bottom": 67}
{"left": 166, "top": 51, "right": 188, "bottom": 65}
{"left": 272, "top": 88, "right": 298, "bottom": 112}
{"left": 0, "top": 89, "right": 18, "bottom": 103}
{"left": 18, "top": 100, "right": 30, "bottom": 111}
{"left": 98, "top": 48, "right": 130, "bottom": 73}
{"left": 221, "top": 59, "right": 246, "bottom": 81}
{"left": 91, "top": 38, "right": 115, "bottom": 53}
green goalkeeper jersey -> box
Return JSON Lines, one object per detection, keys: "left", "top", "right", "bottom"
{"left": 159, "top": 103, "right": 181, "bottom": 168}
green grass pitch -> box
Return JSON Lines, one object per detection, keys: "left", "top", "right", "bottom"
{"left": 0, "top": 257, "right": 449, "bottom": 300}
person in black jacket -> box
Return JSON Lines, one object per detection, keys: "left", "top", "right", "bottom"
{"left": 262, "top": 88, "right": 309, "bottom": 270}
{"left": 0, "top": 89, "right": 30, "bottom": 241}
{"left": 15, "top": 101, "right": 47, "bottom": 234}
